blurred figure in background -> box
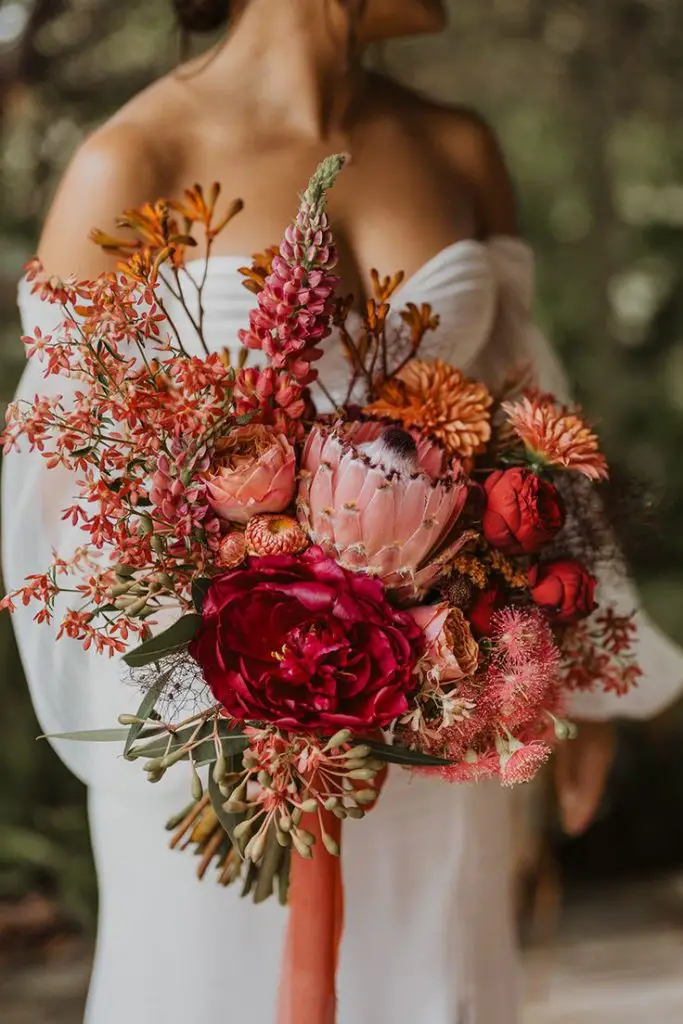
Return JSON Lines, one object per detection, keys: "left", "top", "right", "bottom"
{"left": 3, "top": 2, "right": 683, "bottom": 1022}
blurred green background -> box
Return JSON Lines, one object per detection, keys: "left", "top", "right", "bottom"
{"left": 1, "top": 0, "right": 683, "bottom": 938}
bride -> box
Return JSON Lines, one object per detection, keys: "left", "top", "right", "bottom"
{"left": 5, "top": 2, "right": 683, "bottom": 1021}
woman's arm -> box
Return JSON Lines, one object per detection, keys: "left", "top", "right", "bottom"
{"left": 436, "top": 110, "right": 616, "bottom": 834}
{"left": 4, "top": 125, "right": 167, "bottom": 784}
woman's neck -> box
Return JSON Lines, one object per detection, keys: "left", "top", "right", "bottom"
{"left": 197, "top": 0, "right": 365, "bottom": 141}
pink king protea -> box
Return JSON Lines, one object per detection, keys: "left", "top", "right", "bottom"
{"left": 297, "top": 422, "right": 471, "bottom": 599}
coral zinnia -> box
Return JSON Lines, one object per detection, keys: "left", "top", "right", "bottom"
{"left": 364, "top": 359, "right": 493, "bottom": 458}
{"left": 501, "top": 396, "right": 608, "bottom": 481}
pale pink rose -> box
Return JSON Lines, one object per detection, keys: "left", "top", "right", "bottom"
{"left": 408, "top": 602, "right": 479, "bottom": 682}
{"left": 206, "top": 425, "right": 296, "bottom": 525}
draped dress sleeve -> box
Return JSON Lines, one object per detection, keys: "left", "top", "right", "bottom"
{"left": 477, "top": 237, "right": 683, "bottom": 720}
{"left": 2, "top": 282, "right": 142, "bottom": 789}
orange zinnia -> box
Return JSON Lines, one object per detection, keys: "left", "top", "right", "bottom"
{"left": 365, "top": 359, "right": 493, "bottom": 458}
{"left": 502, "top": 396, "right": 609, "bottom": 481}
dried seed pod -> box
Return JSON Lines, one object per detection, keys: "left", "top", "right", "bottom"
{"left": 117, "top": 713, "right": 141, "bottom": 726}
{"left": 345, "top": 807, "right": 365, "bottom": 820}
{"left": 345, "top": 745, "right": 372, "bottom": 760}
{"left": 212, "top": 751, "right": 227, "bottom": 785}
{"left": 224, "top": 799, "right": 250, "bottom": 813}
{"left": 292, "top": 834, "right": 314, "bottom": 859}
{"left": 126, "top": 595, "right": 150, "bottom": 618}
{"left": 231, "top": 781, "right": 248, "bottom": 803}
{"left": 191, "top": 764, "right": 204, "bottom": 801}
{"left": 160, "top": 748, "right": 190, "bottom": 769}
{"left": 234, "top": 819, "right": 254, "bottom": 841}
{"left": 323, "top": 729, "right": 353, "bottom": 752}
{"left": 245, "top": 832, "right": 267, "bottom": 864}
{"left": 322, "top": 832, "right": 340, "bottom": 857}
{"left": 275, "top": 828, "right": 291, "bottom": 848}
{"left": 354, "top": 789, "right": 379, "bottom": 805}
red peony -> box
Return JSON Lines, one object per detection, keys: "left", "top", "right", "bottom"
{"left": 189, "top": 546, "right": 424, "bottom": 732}
{"left": 468, "top": 582, "right": 505, "bottom": 638}
{"left": 483, "top": 468, "right": 564, "bottom": 555}
{"left": 529, "top": 559, "right": 597, "bottom": 624}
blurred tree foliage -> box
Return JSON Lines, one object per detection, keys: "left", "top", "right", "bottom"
{"left": 1, "top": 0, "right": 682, "bottom": 919}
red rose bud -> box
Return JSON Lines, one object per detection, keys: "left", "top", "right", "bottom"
{"left": 483, "top": 468, "right": 565, "bottom": 555}
{"left": 468, "top": 581, "right": 505, "bottom": 638}
{"left": 529, "top": 559, "right": 597, "bottom": 623}
{"left": 189, "top": 545, "right": 424, "bottom": 732}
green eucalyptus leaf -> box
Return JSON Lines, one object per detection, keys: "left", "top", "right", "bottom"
{"left": 363, "top": 738, "right": 452, "bottom": 768}
{"left": 191, "top": 578, "right": 212, "bottom": 613}
{"left": 40, "top": 728, "right": 130, "bottom": 743}
{"left": 122, "top": 613, "right": 202, "bottom": 668}
{"left": 123, "top": 673, "right": 171, "bottom": 760}
{"left": 253, "top": 826, "right": 286, "bottom": 905}
{"left": 277, "top": 846, "right": 291, "bottom": 907}
{"left": 241, "top": 859, "right": 258, "bottom": 899}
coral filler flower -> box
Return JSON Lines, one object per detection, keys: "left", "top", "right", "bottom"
{"left": 189, "top": 546, "right": 424, "bottom": 732}
{"left": 502, "top": 396, "right": 608, "bottom": 481}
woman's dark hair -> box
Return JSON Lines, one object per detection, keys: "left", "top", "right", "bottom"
{"left": 173, "top": 0, "right": 231, "bottom": 34}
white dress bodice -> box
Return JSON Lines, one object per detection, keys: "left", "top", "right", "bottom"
{"left": 5, "top": 237, "right": 683, "bottom": 1024}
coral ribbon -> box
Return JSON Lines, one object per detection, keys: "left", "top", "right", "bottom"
{"left": 277, "top": 766, "right": 385, "bottom": 1024}
{"left": 277, "top": 809, "right": 343, "bottom": 1024}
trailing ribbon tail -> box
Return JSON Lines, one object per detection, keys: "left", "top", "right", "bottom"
{"left": 277, "top": 809, "right": 343, "bottom": 1024}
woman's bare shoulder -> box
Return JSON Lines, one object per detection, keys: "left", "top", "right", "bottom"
{"left": 38, "top": 76, "right": 195, "bottom": 278}
{"left": 423, "top": 100, "right": 517, "bottom": 236}
{"left": 376, "top": 76, "right": 516, "bottom": 236}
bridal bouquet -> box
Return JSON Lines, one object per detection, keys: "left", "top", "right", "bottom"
{"left": 3, "top": 155, "right": 640, "bottom": 1019}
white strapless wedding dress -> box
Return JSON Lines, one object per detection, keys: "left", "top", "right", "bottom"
{"left": 5, "top": 237, "right": 683, "bottom": 1024}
